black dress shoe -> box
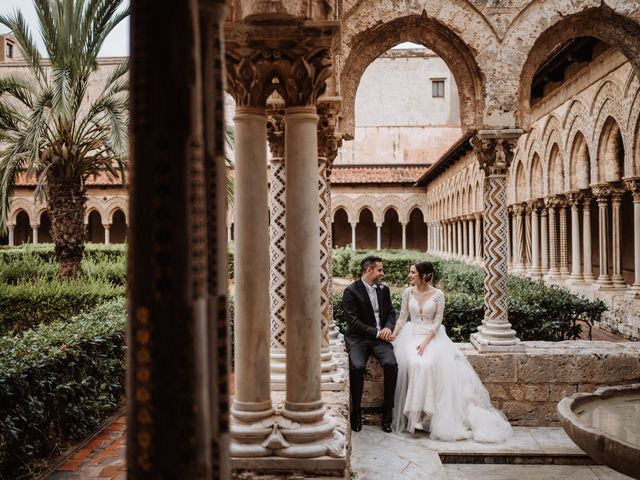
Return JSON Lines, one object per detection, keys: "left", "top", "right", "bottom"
{"left": 382, "top": 410, "right": 392, "bottom": 433}
{"left": 351, "top": 410, "right": 362, "bottom": 432}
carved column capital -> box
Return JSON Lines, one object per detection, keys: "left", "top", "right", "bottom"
{"left": 591, "top": 183, "right": 613, "bottom": 204}
{"left": 471, "top": 129, "right": 523, "bottom": 176}
{"left": 512, "top": 203, "right": 526, "bottom": 216}
{"left": 624, "top": 177, "right": 640, "bottom": 202}
{"left": 544, "top": 196, "right": 560, "bottom": 209}
{"left": 317, "top": 97, "right": 342, "bottom": 165}
{"left": 565, "top": 191, "right": 584, "bottom": 206}
{"left": 225, "top": 22, "right": 339, "bottom": 108}
{"left": 528, "top": 199, "right": 544, "bottom": 212}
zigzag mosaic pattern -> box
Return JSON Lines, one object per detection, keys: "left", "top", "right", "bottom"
{"left": 269, "top": 159, "right": 287, "bottom": 350}
{"left": 483, "top": 175, "right": 508, "bottom": 325}
{"left": 319, "top": 160, "right": 330, "bottom": 348}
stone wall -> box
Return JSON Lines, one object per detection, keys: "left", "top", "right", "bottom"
{"left": 360, "top": 341, "right": 640, "bottom": 427}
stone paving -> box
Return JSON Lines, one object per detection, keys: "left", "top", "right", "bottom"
{"left": 351, "top": 425, "right": 634, "bottom": 480}
{"left": 42, "top": 416, "right": 634, "bottom": 480}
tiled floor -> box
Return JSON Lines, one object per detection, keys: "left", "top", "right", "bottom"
{"left": 43, "top": 416, "right": 126, "bottom": 479}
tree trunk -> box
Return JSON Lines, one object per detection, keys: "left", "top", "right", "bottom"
{"left": 47, "top": 178, "right": 87, "bottom": 279}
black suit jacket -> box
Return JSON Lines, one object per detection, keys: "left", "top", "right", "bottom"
{"left": 342, "top": 279, "right": 396, "bottom": 348}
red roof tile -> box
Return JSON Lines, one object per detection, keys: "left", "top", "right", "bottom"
{"left": 15, "top": 171, "right": 125, "bottom": 187}
{"left": 330, "top": 164, "right": 429, "bottom": 184}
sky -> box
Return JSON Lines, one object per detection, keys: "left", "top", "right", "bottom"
{"left": 0, "top": 0, "right": 130, "bottom": 57}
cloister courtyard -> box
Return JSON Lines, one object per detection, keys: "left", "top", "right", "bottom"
{"left": 1, "top": 0, "right": 640, "bottom": 479}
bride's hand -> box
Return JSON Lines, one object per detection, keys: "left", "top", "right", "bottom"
{"left": 416, "top": 341, "right": 429, "bottom": 356}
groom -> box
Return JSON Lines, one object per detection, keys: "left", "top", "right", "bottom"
{"left": 342, "top": 255, "right": 398, "bottom": 433}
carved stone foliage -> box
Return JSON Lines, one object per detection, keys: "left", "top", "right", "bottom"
{"left": 225, "top": 22, "right": 339, "bottom": 108}
{"left": 472, "top": 131, "right": 522, "bottom": 176}
{"left": 317, "top": 98, "right": 341, "bottom": 163}
{"left": 267, "top": 109, "right": 285, "bottom": 158}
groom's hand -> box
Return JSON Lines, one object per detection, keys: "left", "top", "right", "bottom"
{"left": 378, "top": 328, "right": 393, "bottom": 342}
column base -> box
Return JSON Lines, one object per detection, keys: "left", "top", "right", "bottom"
{"left": 470, "top": 332, "right": 525, "bottom": 352}
{"left": 544, "top": 270, "right": 561, "bottom": 280}
{"left": 231, "top": 408, "right": 345, "bottom": 460}
{"left": 593, "top": 276, "right": 616, "bottom": 291}
{"left": 565, "top": 275, "right": 585, "bottom": 286}
{"left": 529, "top": 270, "right": 543, "bottom": 279}
{"left": 611, "top": 276, "right": 628, "bottom": 290}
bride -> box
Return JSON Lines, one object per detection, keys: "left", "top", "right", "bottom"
{"left": 390, "top": 261, "right": 512, "bottom": 442}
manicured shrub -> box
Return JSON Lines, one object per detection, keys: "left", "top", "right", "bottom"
{"left": 0, "top": 298, "right": 126, "bottom": 479}
{"left": 0, "top": 280, "right": 124, "bottom": 336}
{"left": 0, "top": 243, "right": 126, "bottom": 264}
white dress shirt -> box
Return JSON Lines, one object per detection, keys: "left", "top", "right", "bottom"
{"left": 363, "top": 280, "right": 381, "bottom": 332}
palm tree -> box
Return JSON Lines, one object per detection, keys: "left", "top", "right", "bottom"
{"left": 0, "top": 0, "right": 128, "bottom": 278}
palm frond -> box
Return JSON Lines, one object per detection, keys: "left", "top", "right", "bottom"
{"left": 0, "top": 75, "right": 35, "bottom": 108}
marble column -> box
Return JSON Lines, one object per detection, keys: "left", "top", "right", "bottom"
{"left": 512, "top": 204, "right": 525, "bottom": 273}
{"left": 31, "top": 225, "right": 38, "bottom": 244}
{"left": 625, "top": 178, "right": 640, "bottom": 298}
{"left": 507, "top": 205, "right": 516, "bottom": 271}
{"left": 529, "top": 201, "right": 542, "bottom": 278}
{"left": 592, "top": 184, "right": 614, "bottom": 289}
{"left": 457, "top": 219, "right": 463, "bottom": 258}
{"left": 610, "top": 187, "right": 627, "bottom": 289}
{"left": 558, "top": 197, "right": 570, "bottom": 278}
{"left": 103, "top": 224, "right": 111, "bottom": 245}
{"left": 447, "top": 222, "right": 453, "bottom": 256}
{"left": 351, "top": 223, "right": 357, "bottom": 251}
{"left": 524, "top": 205, "right": 532, "bottom": 271}
{"left": 282, "top": 102, "right": 344, "bottom": 456}
{"left": 540, "top": 206, "right": 549, "bottom": 274}
{"left": 582, "top": 193, "right": 595, "bottom": 283}
{"left": 401, "top": 223, "right": 407, "bottom": 250}
{"left": 462, "top": 217, "right": 469, "bottom": 258}
{"left": 230, "top": 106, "right": 274, "bottom": 441}
{"left": 376, "top": 224, "right": 382, "bottom": 251}
{"left": 227, "top": 224, "right": 232, "bottom": 243}
{"left": 544, "top": 197, "right": 560, "bottom": 279}
{"left": 267, "top": 112, "right": 287, "bottom": 387}
{"left": 469, "top": 217, "right": 476, "bottom": 261}
{"left": 566, "top": 192, "right": 583, "bottom": 284}
{"left": 474, "top": 213, "right": 483, "bottom": 263}
{"left": 470, "top": 130, "right": 523, "bottom": 352}
{"left": 8, "top": 224, "right": 14, "bottom": 246}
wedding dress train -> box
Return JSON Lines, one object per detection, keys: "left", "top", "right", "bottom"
{"left": 391, "top": 287, "right": 513, "bottom": 442}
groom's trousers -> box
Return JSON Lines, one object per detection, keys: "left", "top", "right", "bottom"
{"left": 348, "top": 339, "right": 398, "bottom": 413}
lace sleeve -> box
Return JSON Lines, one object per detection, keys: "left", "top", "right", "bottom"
{"left": 394, "top": 287, "right": 411, "bottom": 333}
{"left": 432, "top": 290, "right": 445, "bottom": 333}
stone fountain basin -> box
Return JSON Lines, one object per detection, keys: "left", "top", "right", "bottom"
{"left": 557, "top": 383, "right": 640, "bottom": 480}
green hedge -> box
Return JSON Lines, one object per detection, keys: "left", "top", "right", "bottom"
{"left": 0, "top": 243, "right": 126, "bottom": 264}
{"left": 332, "top": 247, "right": 428, "bottom": 285}
{"left": 0, "top": 298, "right": 126, "bottom": 479}
{"left": 0, "top": 280, "right": 125, "bottom": 336}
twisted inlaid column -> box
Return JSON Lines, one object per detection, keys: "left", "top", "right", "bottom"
{"left": 318, "top": 155, "right": 342, "bottom": 388}
{"left": 610, "top": 187, "right": 627, "bottom": 289}
{"left": 540, "top": 206, "right": 549, "bottom": 274}
{"left": 268, "top": 151, "right": 287, "bottom": 386}
{"left": 582, "top": 193, "right": 595, "bottom": 283}
{"left": 544, "top": 197, "right": 560, "bottom": 279}
{"left": 625, "top": 178, "right": 640, "bottom": 298}
{"left": 470, "top": 130, "right": 523, "bottom": 352}
{"left": 566, "top": 192, "right": 584, "bottom": 284}
{"left": 558, "top": 197, "right": 570, "bottom": 278}
{"left": 128, "top": 1, "right": 227, "bottom": 475}
{"left": 592, "top": 184, "right": 614, "bottom": 289}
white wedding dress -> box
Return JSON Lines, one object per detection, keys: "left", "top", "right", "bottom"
{"left": 391, "top": 287, "right": 513, "bottom": 442}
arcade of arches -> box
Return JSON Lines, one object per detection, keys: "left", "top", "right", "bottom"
{"left": 3, "top": 1, "right": 640, "bottom": 478}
